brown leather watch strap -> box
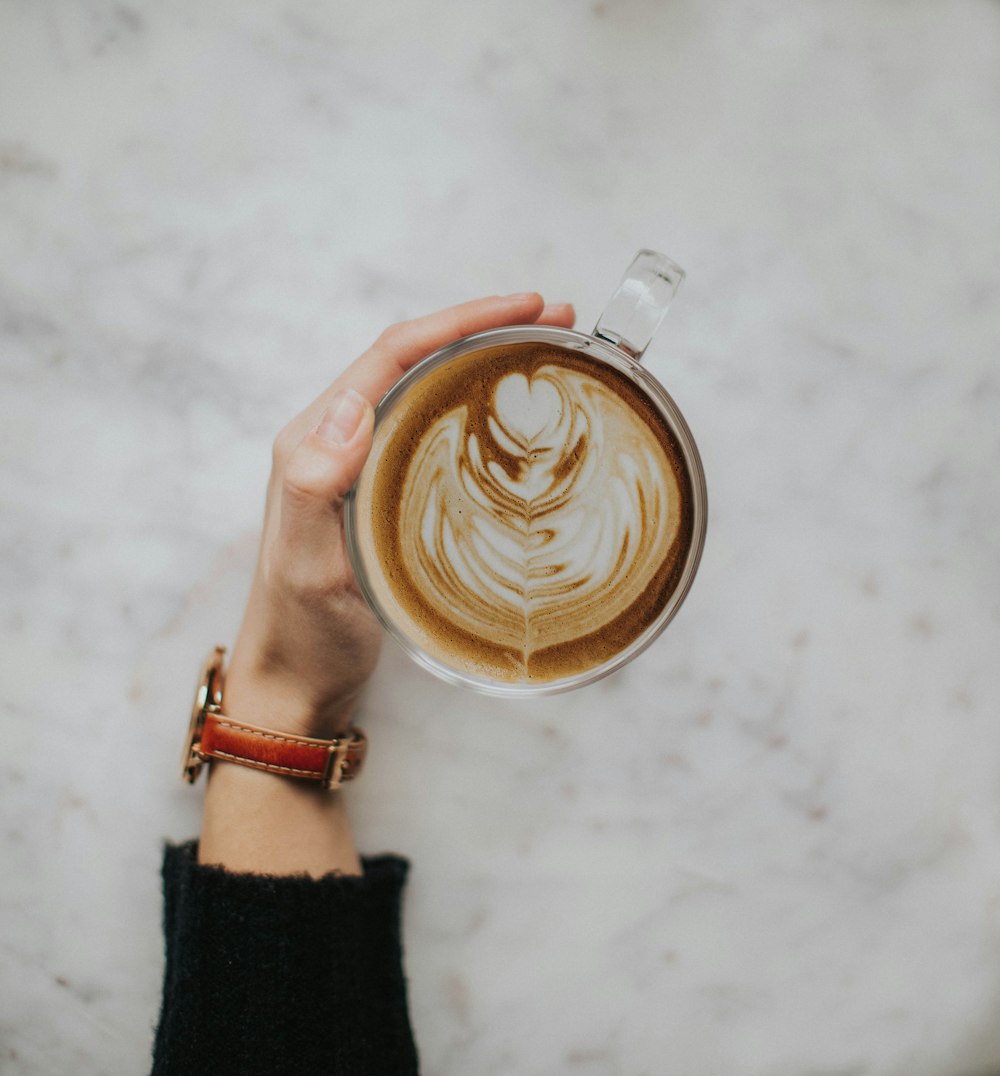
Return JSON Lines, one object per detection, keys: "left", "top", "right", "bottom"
{"left": 198, "top": 712, "right": 367, "bottom": 789}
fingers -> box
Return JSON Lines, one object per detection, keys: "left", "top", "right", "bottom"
{"left": 275, "top": 390, "right": 374, "bottom": 583}
{"left": 351, "top": 295, "right": 576, "bottom": 398}
{"left": 340, "top": 292, "right": 548, "bottom": 408}
{"left": 284, "top": 295, "right": 576, "bottom": 445}
{"left": 534, "top": 302, "right": 576, "bottom": 329}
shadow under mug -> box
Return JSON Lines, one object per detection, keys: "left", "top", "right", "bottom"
{"left": 344, "top": 250, "right": 708, "bottom": 696}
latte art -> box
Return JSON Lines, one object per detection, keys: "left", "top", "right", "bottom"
{"left": 355, "top": 343, "right": 695, "bottom": 683}
{"left": 404, "top": 365, "right": 679, "bottom": 658}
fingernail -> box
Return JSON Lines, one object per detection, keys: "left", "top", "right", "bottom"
{"left": 317, "top": 390, "right": 365, "bottom": 445}
{"left": 506, "top": 291, "right": 539, "bottom": 301}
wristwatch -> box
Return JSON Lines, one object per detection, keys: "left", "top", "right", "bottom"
{"left": 181, "top": 646, "right": 367, "bottom": 791}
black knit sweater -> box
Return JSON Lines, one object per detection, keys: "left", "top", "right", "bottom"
{"left": 152, "top": 841, "right": 419, "bottom": 1074}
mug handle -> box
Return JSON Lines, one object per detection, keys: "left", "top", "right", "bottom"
{"left": 593, "top": 249, "right": 685, "bottom": 361}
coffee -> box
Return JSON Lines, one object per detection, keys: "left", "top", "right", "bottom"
{"left": 352, "top": 342, "right": 695, "bottom": 684}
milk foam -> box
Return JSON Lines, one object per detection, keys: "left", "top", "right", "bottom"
{"left": 394, "top": 363, "right": 682, "bottom": 668}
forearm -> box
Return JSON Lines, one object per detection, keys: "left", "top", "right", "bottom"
{"left": 198, "top": 761, "right": 363, "bottom": 878}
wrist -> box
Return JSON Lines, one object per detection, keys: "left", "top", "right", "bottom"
{"left": 223, "top": 657, "right": 359, "bottom": 739}
{"left": 184, "top": 644, "right": 366, "bottom": 878}
{"left": 183, "top": 645, "right": 367, "bottom": 793}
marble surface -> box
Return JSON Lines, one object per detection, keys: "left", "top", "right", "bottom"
{"left": 2, "top": 2, "right": 999, "bottom": 1073}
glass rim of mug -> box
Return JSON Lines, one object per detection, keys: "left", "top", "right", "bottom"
{"left": 344, "top": 323, "right": 708, "bottom": 697}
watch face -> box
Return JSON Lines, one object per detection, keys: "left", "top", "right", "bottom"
{"left": 181, "top": 647, "right": 225, "bottom": 782}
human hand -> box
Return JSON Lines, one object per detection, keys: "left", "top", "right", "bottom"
{"left": 223, "top": 293, "right": 576, "bottom": 739}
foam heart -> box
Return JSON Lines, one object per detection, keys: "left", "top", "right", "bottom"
{"left": 493, "top": 373, "right": 561, "bottom": 444}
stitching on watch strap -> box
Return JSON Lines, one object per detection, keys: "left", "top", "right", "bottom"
{"left": 214, "top": 719, "right": 335, "bottom": 750}
{"left": 207, "top": 749, "right": 325, "bottom": 779}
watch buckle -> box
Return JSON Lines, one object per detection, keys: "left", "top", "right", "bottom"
{"left": 321, "top": 740, "right": 350, "bottom": 790}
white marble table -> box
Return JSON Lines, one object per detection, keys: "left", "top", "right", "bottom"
{"left": 2, "top": 2, "right": 999, "bottom": 1073}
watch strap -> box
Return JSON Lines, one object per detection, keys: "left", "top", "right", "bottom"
{"left": 182, "top": 646, "right": 367, "bottom": 791}
{"left": 198, "top": 712, "right": 367, "bottom": 789}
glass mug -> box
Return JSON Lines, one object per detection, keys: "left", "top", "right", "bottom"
{"left": 344, "top": 250, "right": 707, "bottom": 696}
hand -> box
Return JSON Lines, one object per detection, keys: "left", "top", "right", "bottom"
{"left": 223, "top": 293, "right": 576, "bottom": 739}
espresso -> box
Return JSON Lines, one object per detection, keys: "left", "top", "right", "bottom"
{"left": 353, "top": 342, "right": 694, "bottom": 683}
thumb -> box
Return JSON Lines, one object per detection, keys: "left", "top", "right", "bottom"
{"left": 277, "top": 389, "right": 375, "bottom": 579}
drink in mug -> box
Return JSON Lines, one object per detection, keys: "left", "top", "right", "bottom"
{"left": 346, "top": 252, "right": 707, "bottom": 695}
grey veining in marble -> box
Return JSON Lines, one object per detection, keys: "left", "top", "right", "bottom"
{"left": 2, "top": 1, "right": 999, "bottom": 1073}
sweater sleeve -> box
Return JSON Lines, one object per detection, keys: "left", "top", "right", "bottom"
{"left": 152, "top": 841, "right": 419, "bottom": 1075}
